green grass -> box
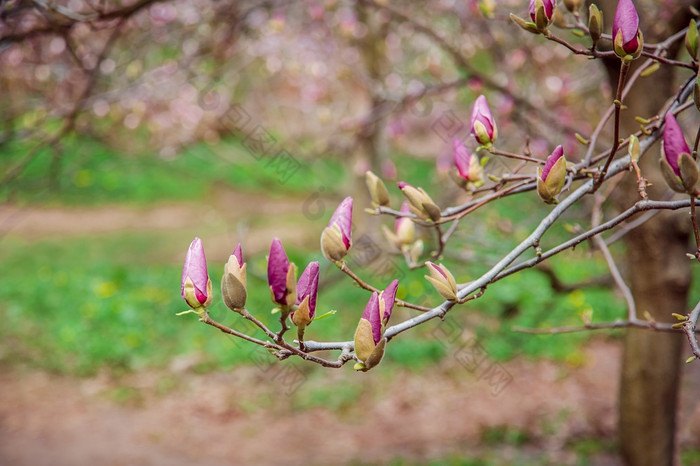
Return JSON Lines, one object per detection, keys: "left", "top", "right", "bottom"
{"left": 0, "top": 135, "right": 355, "bottom": 205}
{"left": 682, "top": 449, "right": 700, "bottom": 466}
{"left": 0, "top": 226, "right": 626, "bottom": 377}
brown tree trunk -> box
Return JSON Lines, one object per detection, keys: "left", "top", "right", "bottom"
{"left": 617, "top": 148, "right": 688, "bottom": 465}
{"left": 597, "top": 2, "right": 695, "bottom": 464}
{"left": 354, "top": 3, "right": 390, "bottom": 235}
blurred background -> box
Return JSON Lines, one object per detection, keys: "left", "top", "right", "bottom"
{"left": 1, "top": 0, "right": 700, "bottom": 464}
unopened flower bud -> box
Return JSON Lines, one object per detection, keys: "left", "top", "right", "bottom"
{"left": 510, "top": 13, "right": 541, "bottom": 35}
{"left": 537, "top": 145, "right": 567, "bottom": 204}
{"left": 529, "top": 0, "right": 556, "bottom": 31}
{"left": 613, "top": 0, "right": 643, "bottom": 60}
{"left": 425, "top": 262, "right": 458, "bottom": 301}
{"left": 552, "top": 9, "right": 568, "bottom": 29}
{"left": 452, "top": 138, "right": 484, "bottom": 189}
{"left": 409, "top": 239, "right": 424, "bottom": 264}
{"left": 181, "top": 237, "right": 212, "bottom": 309}
{"left": 660, "top": 113, "right": 699, "bottom": 193}
{"left": 221, "top": 243, "right": 247, "bottom": 311}
{"left": 320, "top": 197, "right": 353, "bottom": 262}
{"left": 397, "top": 182, "right": 441, "bottom": 222}
{"left": 353, "top": 292, "right": 386, "bottom": 371}
{"left": 291, "top": 261, "right": 319, "bottom": 328}
{"left": 686, "top": 19, "right": 698, "bottom": 60}
{"left": 471, "top": 95, "right": 497, "bottom": 146}
{"left": 588, "top": 4, "right": 603, "bottom": 44}
{"left": 628, "top": 134, "right": 641, "bottom": 163}
{"left": 365, "top": 171, "right": 390, "bottom": 207}
{"left": 378, "top": 279, "right": 398, "bottom": 327}
{"left": 267, "top": 238, "right": 297, "bottom": 307}
{"left": 395, "top": 203, "right": 416, "bottom": 245}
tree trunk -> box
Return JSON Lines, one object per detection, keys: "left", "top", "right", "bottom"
{"left": 354, "top": 3, "right": 390, "bottom": 234}
{"left": 597, "top": 2, "right": 695, "bottom": 464}
{"left": 618, "top": 224, "right": 687, "bottom": 466}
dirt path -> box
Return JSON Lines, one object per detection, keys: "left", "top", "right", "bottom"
{"left": 0, "top": 189, "right": 311, "bottom": 236}
{"left": 2, "top": 341, "right": 700, "bottom": 465}
{"left": 0, "top": 189, "right": 330, "bottom": 257}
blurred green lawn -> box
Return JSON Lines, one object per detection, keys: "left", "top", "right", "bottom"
{"left": 1, "top": 136, "right": 697, "bottom": 377}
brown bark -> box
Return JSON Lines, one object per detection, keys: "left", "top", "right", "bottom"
{"left": 596, "top": 1, "right": 696, "bottom": 464}
{"left": 353, "top": 3, "right": 390, "bottom": 234}
{"left": 617, "top": 156, "right": 689, "bottom": 465}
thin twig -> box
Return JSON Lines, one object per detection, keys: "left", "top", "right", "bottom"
{"left": 691, "top": 195, "right": 700, "bottom": 261}
{"left": 590, "top": 181, "right": 636, "bottom": 321}
{"left": 429, "top": 223, "right": 445, "bottom": 262}
{"left": 593, "top": 60, "right": 630, "bottom": 191}
{"left": 337, "top": 262, "right": 431, "bottom": 312}
{"left": 201, "top": 313, "right": 282, "bottom": 349}
{"left": 513, "top": 319, "right": 687, "bottom": 335}
{"left": 497, "top": 199, "right": 691, "bottom": 281}
{"left": 605, "top": 209, "right": 659, "bottom": 245}
{"left": 201, "top": 313, "right": 351, "bottom": 368}
{"left": 488, "top": 147, "right": 544, "bottom": 165}
{"left": 239, "top": 308, "right": 277, "bottom": 340}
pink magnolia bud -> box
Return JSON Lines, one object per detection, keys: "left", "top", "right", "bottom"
{"left": 267, "top": 238, "right": 297, "bottom": 307}
{"left": 663, "top": 113, "right": 691, "bottom": 176}
{"left": 529, "top": 0, "right": 556, "bottom": 28}
{"left": 537, "top": 145, "right": 567, "bottom": 204}
{"left": 452, "top": 138, "right": 484, "bottom": 188}
{"left": 613, "top": 0, "right": 643, "bottom": 59}
{"left": 660, "top": 113, "right": 699, "bottom": 193}
{"left": 321, "top": 197, "right": 353, "bottom": 262}
{"left": 379, "top": 279, "right": 398, "bottom": 326}
{"left": 181, "top": 237, "right": 212, "bottom": 309}
{"left": 292, "top": 261, "right": 319, "bottom": 327}
{"left": 353, "top": 292, "right": 386, "bottom": 371}
{"left": 470, "top": 95, "right": 497, "bottom": 146}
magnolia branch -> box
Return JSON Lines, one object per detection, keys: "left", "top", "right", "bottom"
{"left": 513, "top": 319, "right": 682, "bottom": 335}
{"left": 683, "top": 301, "right": 700, "bottom": 360}
{"left": 593, "top": 60, "right": 630, "bottom": 191}
{"left": 302, "top": 25, "right": 699, "bottom": 356}
{"left": 496, "top": 199, "right": 692, "bottom": 281}
{"left": 303, "top": 124, "right": 690, "bottom": 353}
{"left": 591, "top": 182, "right": 636, "bottom": 320}
{"left": 690, "top": 196, "right": 700, "bottom": 260}
{"left": 199, "top": 312, "right": 352, "bottom": 368}
{"left": 579, "top": 41, "right": 683, "bottom": 168}
{"left": 336, "top": 261, "right": 432, "bottom": 312}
